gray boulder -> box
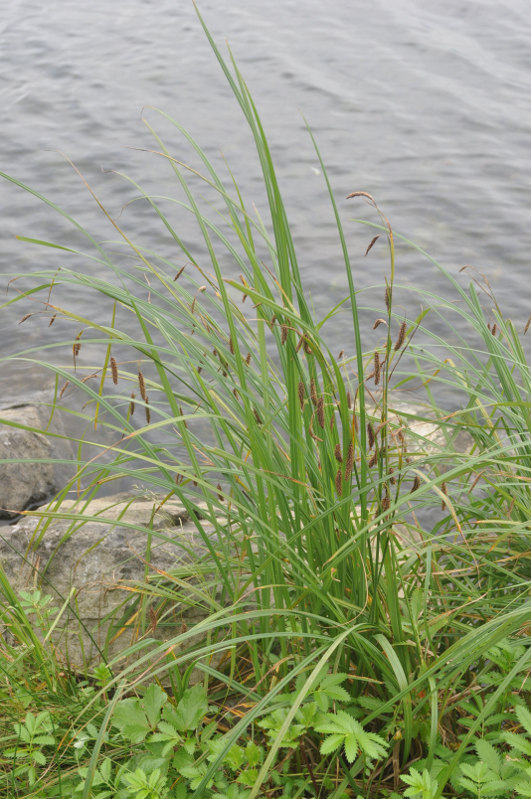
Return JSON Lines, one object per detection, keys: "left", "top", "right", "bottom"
{"left": 0, "top": 403, "right": 74, "bottom": 518}
{"left": 0, "top": 493, "right": 229, "bottom": 672}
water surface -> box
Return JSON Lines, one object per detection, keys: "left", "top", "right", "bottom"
{"left": 2, "top": 0, "right": 531, "bottom": 401}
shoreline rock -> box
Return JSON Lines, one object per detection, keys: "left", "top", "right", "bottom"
{"left": 0, "top": 493, "right": 229, "bottom": 671}
{"left": 0, "top": 402, "right": 74, "bottom": 519}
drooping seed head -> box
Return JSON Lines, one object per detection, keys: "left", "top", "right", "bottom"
{"left": 317, "top": 397, "right": 325, "bottom": 428}
{"left": 334, "top": 443, "right": 343, "bottom": 463}
{"left": 281, "top": 324, "right": 289, "bottom": 345}
{"left": 374, "top": 352, "right": 381, "bottom": 385}
{"left": 310, "top": 377, "right": 318, "bottom": 406}
{"left": 129, "top": 392, "right": 135, "bottom": 417}
{"left": 110, "top": 356, "right": 118, "bottom": 385}
{"left": 138, "top": 370, "right": 147, "bottom": 401}
{"left": 365, "top": 234, "right": 380, "bottom": 256}
{"left": 394, "top": 321, "right": 407, "bottom": 351}
{"left": 385, "top": 285, "right": 392, "bottom": 312}
{"left": 73, "top": 332, "right": 82, "bottom": 358}
{"left": 335, "top": 468, "right": 342, "bottom": 497}
{"left": 145, "top": 396, "right": 150, "bottom": 425}
{"left": 148, "top": 606, "right": 158, "bottom": 634}
{"left": 298, "top": 381, "right": 305, "bottom": 410}
{"left": 345, "top": 441, "right": 354, "bottom": 479}
{"left": 367, "top": 421, "right": 375, "bottom": 449}
{"left": 441, "top": 480, "right": 448, "bottom": 509}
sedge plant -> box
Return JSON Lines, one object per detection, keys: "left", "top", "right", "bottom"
{"left": 0, "top": 6, "right": 530, "bottom": 797}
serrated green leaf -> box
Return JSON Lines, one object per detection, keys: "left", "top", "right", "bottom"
{"left": 172, "top": 749, "right": 193, "bottom": 771}
{"left": 319, "top": 672, "right": 349, "bottom": 689}
{"left": 320, "top": 733, "right": 345, "bottom": 755}
{"left": 324, "top": 685, "right": 351, "bottom": 702}
{"left": 344, "top": 733, "right": 360, "bottom": 763}
{"left": 14, "top": 724, "right": 31, "bottom": 743}
{"left": 237, "top": 768, "right": 259, "bottom": 787}
{"left": 141, "top": 684, "right": 168, "bottom": 728}
{"left": 361, "top": 733, "right": 388, "bottom": 761}
{"left": 296, "top": 701, "right": 318, "bottom": 727}
{"left": 475, "top": 738, "right": 501, "bottom": 775}
{"left": 502, "top": 731, "right": 531, "bottom": 757}
{"left": 183, "top": 738, "right": 196, "bottom": 755}
{"left": 245, "top": 742, "right": 262, "bottom": 767}
{"left": 178, "top": 765, "right": 203, "bottom": 780}
{"left": 149, "top": 718, "right": 184, "bottom": 757}
{"left": 99, "top": 757, "right": 112, "bottom": 783}
{"left": 357, "top": 694, "right": 384, "bottom": 711}
{"left": 112, "top": 698, "right": 151, "bottom": 744}
{"left": 171, "top": 684, "right": 208, "bottom": 732}
{"left": 457, "top": 776, "right": 479, "bottom": 793}
{"left": 459, "top": 761, "right": 490, "bottom": 782}
{"left": 315, "top": 692, "right": 329, "bottom": 712}
{"left": 152, "top": 720, "right": 183, "bottom": 739}
{"left": 514, "top": 783, "right": 531, "bottom": 797}
{"left": 34, "top": 734, "right": 55, "bottom": 747}
{"left": 516, "top": 705, "right": 531, "bottom": 736}
{"left": 225, "top": 744, "right": 245, "bottom": 771}
{"left": 401, "top": 767, "right": 438, "bottom": 798}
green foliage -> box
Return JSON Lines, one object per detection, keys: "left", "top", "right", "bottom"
{"left": 315, "top": 710, "right": 388, "bottom": 765}
{"left": 0, "top": 6, "right": 530, "bottom": 799}
{"left": 4, "top": 710, "right": 55, "bottom": 787}
{"left": 119, "top": 767, "right": 169, "bottom": 799}
{"left": 401, "top": 767, "right": 439, "bottom": 798}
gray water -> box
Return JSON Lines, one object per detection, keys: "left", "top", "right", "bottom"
{"left": 2, "top": 0, "right": 531, "bottom": 403}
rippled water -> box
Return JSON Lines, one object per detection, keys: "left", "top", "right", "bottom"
{"left": 2, "top": 0, "right": 531, "bottom": 402}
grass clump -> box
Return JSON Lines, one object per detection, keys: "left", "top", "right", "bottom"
{"left": 0, "top": 7, "right": 530, "bottom": 797}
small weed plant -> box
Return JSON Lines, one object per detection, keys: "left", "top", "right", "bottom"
{"left": 0, "top": 5, "right": 529, "bottom": 797}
